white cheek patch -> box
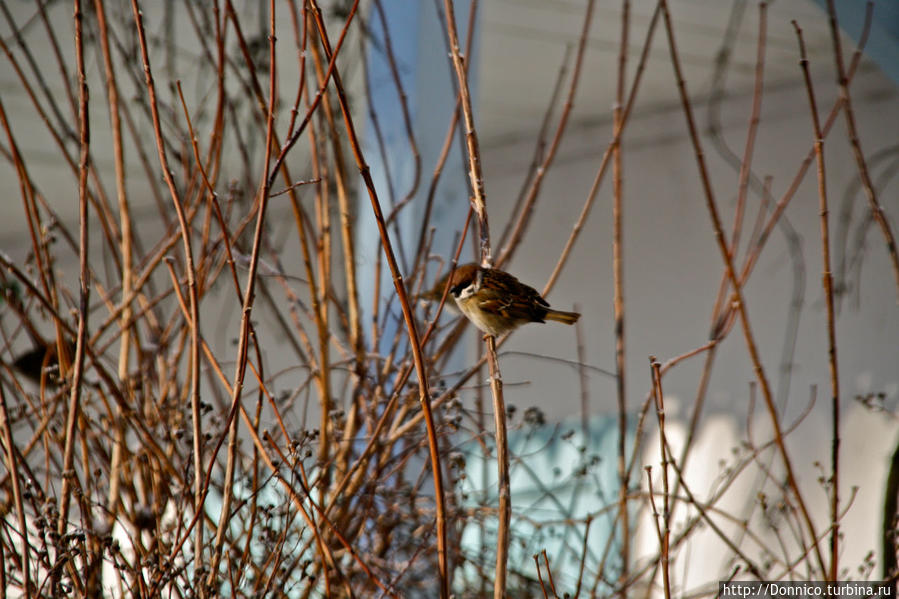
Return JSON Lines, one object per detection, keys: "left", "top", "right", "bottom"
{"left": 457, "top": 282, "right": 478, "bottom": 300}
{"left": 455, "top": 269, "right": 483, "bottom": 300}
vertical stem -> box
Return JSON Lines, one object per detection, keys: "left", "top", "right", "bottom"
{"left": 650, "top": 359, "right": 671, "bottom": 599}
{"left": 0, "top": 383, "right": 29, "bottom": 596}
{"left": 440, "top": 1, "right": 511, "bottom": 595}
{"left": 486, "top": 335, "right": 510, "bottom": 598}
{"left": 613, "top": 1, "right": 630, "bottom": 592}
{"left": 574, "top": 304, "right": 590, "bottom": 443}
{"left": 57, "top": 0, "right": 90, "bottom": 545}
{"left": 792, "top": 21, "right": 840, "bottom": 581}
{"left": 824, "top": 112, "right": 841, "bottom": 583}
{"left": 304, "top": 21, "right": 338, "bottom": 485}
{"left": 93, "top": 0, "right": 131, "bottom": 538}
{"left": 306, "top": 20, "right": 365, "bottom": 481}
{"left": 441, "top": 0, "right": 490, "bottom": 263}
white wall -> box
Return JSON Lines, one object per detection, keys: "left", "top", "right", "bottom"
{"left": 471, "top": 0, "right": 899, "bottom": 582}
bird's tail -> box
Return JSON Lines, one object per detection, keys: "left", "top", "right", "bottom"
{"left": 544, "top": 309, "right": 581, "bottom": 325}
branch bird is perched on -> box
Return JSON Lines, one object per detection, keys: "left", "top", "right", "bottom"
{"left": 421, "top": 263, "right": 581, "bottom": 336}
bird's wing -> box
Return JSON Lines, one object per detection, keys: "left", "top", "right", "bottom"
{"left": 478, "top": 270, "right": 549, "bottom": 322}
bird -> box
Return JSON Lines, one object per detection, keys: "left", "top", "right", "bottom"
{"left": 421, "top": 263, "right": 580, "bottom": 337}
{"left": 10, "top": 338, "right": 74, "bottom": 385}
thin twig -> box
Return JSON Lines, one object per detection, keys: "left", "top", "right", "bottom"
{"left": 542, "top": 548, "right": 559, "bottom": 598}
{"left": 56, "top": 0, "right": 91, "bottom": 551}
{"left": 535, "top": 553, "right": 550, "bottom": 599}
{"left": 650, "top": 359, "right": 671, "bottom": 599}
{"left": 613, "top": 2, "right": 631, "bottom": 595}
{"left": 92, "top": 0, "right": 132, "bottom": 548}
{"left": 792, "top": 20, "right": 840, "bottom": 581}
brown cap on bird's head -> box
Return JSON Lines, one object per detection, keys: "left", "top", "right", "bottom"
{"left": 419, "top": 263, "right": 480, "bottom": 302}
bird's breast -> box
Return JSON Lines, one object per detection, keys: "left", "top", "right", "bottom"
{"left": 455, "top": 295, "right": 510, "bottom": 336}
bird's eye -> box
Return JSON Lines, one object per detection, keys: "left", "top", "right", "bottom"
{"left": 450, "top": 283, "right": 466, "bottom": 296}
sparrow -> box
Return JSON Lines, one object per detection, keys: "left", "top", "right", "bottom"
{"left": 10, "top": 338, "right": 74, "bottom": 384}
{"left": 421, "top": 263, "right": 580, "bottom": 336}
